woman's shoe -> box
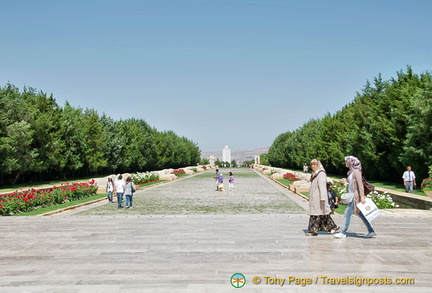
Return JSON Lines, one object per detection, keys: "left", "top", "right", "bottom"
{"left": 365, "top": 232, "right": 377, "bottom": 238}
{"left": 333, "top": 232, "right": 346, "bottom": 239}
{"left": 330, "top": 226, "right": 340, "bottom": 234}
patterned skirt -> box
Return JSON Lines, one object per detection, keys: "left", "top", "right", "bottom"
{"left": 308, "top": 215, "right": 338, "bottom": 234}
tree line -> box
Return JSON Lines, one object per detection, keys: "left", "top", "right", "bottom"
{"left": 0, "top": 84, "right": 201, "bottom": 185}
{"left": 268, "top": 66, "right": 432, "bottom": 182}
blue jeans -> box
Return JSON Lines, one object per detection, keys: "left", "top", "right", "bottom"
{"left": 125, "top": 194, "right": 133, "bottom": 207}
{"left": 107, "top": 191, "right": 113, "bottom": 203}
{"left": 117, "top": 192, "right": 124, "bottom": 208}
{"left": 342, "top": 200, "right": 375, "bottom": 234}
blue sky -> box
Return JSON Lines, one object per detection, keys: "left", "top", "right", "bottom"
{"left": 1, "top": 0, "right": 431, "bottom": 152}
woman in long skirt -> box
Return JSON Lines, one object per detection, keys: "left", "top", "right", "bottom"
{"left": 306, "top": 159, "right": 339, "bottom": 236}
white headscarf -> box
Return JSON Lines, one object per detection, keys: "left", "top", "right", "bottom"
{"left": 310, "top": 159, "right": 326, "bottom": 181}
{"left": 345, "top": 155, "right": 362, "bottom": 175}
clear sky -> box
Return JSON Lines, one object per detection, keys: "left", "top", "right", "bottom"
{"left": 1, "top": 0, "right": 431, "bottom": 152}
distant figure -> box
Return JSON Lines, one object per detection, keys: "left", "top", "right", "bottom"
{"left": 402, "top": 166, "right": 416, "bottom": 193}
{"left": 218, "top": 173, "right": 225, "bottom": 191}
{"left": 214, "top": 169, "right": 220, "bottom": 191}
{"left": 303, "top": 164, "right": 309, "bottom": 173}
{"left": 115, "top": 175, "right": 126, "bottom": 208}
{"left": 229, "top": 172, "right": 234, "bottom": 191}
{"left": 106, "top": 177, "right": 114, "bottom": 203}
{"left": 124, "top": 176, "right": 135, "bottom": 209}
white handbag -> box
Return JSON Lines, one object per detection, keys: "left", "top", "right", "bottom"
{"left": 340, "top": 192, "right": 354, "bottom": 204}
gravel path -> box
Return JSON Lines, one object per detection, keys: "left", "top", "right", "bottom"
{"left": 76, "top": 168, "right": 306, "bottom": 216}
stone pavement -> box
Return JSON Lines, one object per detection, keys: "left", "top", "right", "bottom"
{"left": 1, "top": 169, "right": 431, "bottom": 292}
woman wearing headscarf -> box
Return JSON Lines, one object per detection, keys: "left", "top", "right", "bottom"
{"left": 333, "top": 156, "right": 377, "bottom": 239}
{"left": 306, "top": 159, "right": 339, "bottom": 236}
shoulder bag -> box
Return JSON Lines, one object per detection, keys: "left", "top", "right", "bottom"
{"left": 340, "top": 192, "right": 354, "bottom": 204}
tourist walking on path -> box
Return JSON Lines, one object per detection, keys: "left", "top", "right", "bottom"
{"left": 106, "top": 177, "right": 114, "bottom": 203}
{"left": 228, "top": 172, "right": 234, "bottom": 191}
{"left": 333, "top": 156, "right": 377, "bottom": 239}
{"left": 306, "top": 159, "right": 339, "bottom": 236}
{"left": 402, "top": 166, "right": 416, "bottom": 193}
{"left": 214, "top": 169, "right": 220, "bottom": 191}
{"left": 115, "top": 175, "right": 126, "bottom": 208}
{"left": 218, "top": 173, "right": 225, "bottom": 191}
{"left": 124, "top": 176, "right": 135, "bottom": 209}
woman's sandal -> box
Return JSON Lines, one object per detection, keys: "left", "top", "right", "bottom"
{"left": 330, "top": 226, "right": 340, "bottom": 234}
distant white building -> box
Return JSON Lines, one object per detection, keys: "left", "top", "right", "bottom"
{"left": 222, "top": 145, "right": 231, "bottom": 163}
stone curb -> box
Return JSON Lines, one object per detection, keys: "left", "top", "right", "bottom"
{"left": 254, "top": 169, "right": 309, "bottom": 200}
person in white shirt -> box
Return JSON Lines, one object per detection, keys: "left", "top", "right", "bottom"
{"left": 106, "top": 177, "right": 115, "bottom": 203}
{"left": 402, "top": 166, "right": 416, "bottom": 193}
{"left": 115, "top": 175, "right": 126, "bottom": 208}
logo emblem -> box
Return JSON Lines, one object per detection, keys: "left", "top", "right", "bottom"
{"left": 230, "top": 273, "right": 246, "bottom": 288}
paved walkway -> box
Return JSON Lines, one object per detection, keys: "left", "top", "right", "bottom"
{"left": 1, "top": 169, "right": 431, "bottom": 292}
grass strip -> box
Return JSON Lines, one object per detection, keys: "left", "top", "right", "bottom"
{"left": 16, "top": 194, "right": 107, "bottom": 216}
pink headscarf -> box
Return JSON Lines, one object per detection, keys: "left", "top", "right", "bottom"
{"left": 345, "top": 156, "right": 362, "bottom": 175}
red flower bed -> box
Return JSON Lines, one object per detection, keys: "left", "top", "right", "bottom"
{"left": 136, "top": 179, "right": 159, "bottom": 185}
{"left": 421, "top": 177, "right": 432, "bottom": 190}
{"left": 171, "top": 169, "right": 186, "bottom": 175}
{"left": 0, "top": 182, "right": 98, "bottom": 216}
{"left": 283, "top": 173, "right": 299, "bottom": 183}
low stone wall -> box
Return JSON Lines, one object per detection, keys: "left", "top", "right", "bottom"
{"left": 255, "top": 164, "right": 432, "bottom": 210}
{"left": 382, "top": 189, "right": 432, "bottom": 210}
{"left": 254, "top": 164, "right": 311, "bottom": 195}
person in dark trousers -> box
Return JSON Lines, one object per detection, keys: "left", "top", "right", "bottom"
{"left": 327, "top": 182, "right": 338, "bottom": 214}
{"left": 402, "top": 166, "right": 416, "bottom": 193}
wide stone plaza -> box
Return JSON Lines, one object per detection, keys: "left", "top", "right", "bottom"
{"left": 1, "top": 168, "right": 431, "bottom": 292}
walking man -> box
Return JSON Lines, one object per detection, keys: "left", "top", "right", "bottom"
{"left": 402, "top": 166, "right": 416, "bottom": 193}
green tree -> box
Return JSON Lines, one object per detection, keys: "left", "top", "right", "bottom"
{"left": 0, "top": 83, "right": 202, "bottom": 186}
{"left": 259, "top": 154, "right": 268, "bottom": 166}
{"left": 1, "top": 121, "right": 37, "bottom": 184}
{"left": 200, "top": 158, "right": 210, "bottom": 165}
{"left": 82, "top": 109, "right": 108, "bottom": 174}
{"left": 21, "top": 87, "right": 66, "bottom": 180}
{"left": 58, "top": 103, "right": 85, "bottom": 177}
{"left": 400, "top": 71, "right": 432, "bottom": 180}
{"left": 268, "top": 67, "right": 432, "bottom": 182}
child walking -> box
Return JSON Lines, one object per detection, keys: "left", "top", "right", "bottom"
{"left": 229, "top": 172, "right": 234, "bottom": 191}
{"left": 218, "top": 173, "right": 225, "bottom": 191}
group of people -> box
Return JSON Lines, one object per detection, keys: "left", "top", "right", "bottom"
{"left": 213, "top": 169, "right": 235, "bottom": 191}
{"left": 106, "top": 174, "right": 136, "bottom": 209}
{"left": 306, "top": 156, "right": 376, "bottom": 239}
